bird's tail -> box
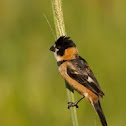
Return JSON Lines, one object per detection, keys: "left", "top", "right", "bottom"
{"left": 92, "top": 100, "right": 107, "bottom": 126}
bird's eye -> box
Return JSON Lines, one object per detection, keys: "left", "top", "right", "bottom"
{"left": 57, "top": 45, "right": 61, "bottom": 49}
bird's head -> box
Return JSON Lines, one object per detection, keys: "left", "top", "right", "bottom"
{"left": 50, "top": 36, "right": 78, "bottom": 61}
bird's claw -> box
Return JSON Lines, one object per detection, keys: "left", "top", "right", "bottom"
{"left": 68, "top": 102, "right": 79, "bottom": 109}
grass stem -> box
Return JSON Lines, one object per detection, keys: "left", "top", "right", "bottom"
{"left": 51, "top": 0, "right": 79, "bottom": 126}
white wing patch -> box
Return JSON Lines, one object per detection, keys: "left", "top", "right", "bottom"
{"left": 87, "top": 76, "right": 94, "bottom": 83}
{"left": 73, "top": 71, "right": 79, "bottom": 74}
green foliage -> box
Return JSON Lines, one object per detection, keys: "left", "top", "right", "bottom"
{"left": 0, "top": 0, "right": 126, "bottom": 126}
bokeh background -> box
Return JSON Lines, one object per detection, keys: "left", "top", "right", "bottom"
{"left": 0, "top": 0, "right": 126, "bottom": 126}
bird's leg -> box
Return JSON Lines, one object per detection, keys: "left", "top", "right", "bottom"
{"left": 68, "top": 95, "right": 85, "bottom": 109}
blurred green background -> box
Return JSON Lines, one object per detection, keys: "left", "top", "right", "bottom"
{"left": 0, "top": 0, "right": 126, "bottom": 126}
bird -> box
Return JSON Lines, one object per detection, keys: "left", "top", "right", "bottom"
{"left": 50, "top": 36, "right": 107, "bottom": 126}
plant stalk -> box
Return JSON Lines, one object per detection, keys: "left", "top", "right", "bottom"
{"left": 51, "top": 0, "right": 79, "bottom": 126}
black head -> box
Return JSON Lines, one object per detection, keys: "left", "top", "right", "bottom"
{"left": 50, "top": 36, "right": 76, "bottom": 56}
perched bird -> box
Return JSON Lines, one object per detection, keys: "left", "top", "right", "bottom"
{"left": 50, "top": 36, "right": 107, "bottom": 126}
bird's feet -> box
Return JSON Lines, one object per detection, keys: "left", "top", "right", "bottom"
{"left": 68, "top": 102, "right": 79, "bottom": 109}
{"left": 67, "top": 96, "right": 85, "bottom": 109}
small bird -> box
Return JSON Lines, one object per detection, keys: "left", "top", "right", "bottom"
{"left": 50, "top": 36, "right": 107, "bottom": 126}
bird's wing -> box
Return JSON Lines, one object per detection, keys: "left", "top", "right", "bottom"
{"left": 67, "top": 56, "right": 104, "bottom": 97}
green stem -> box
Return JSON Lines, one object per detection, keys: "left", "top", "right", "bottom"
{"left": 51, "top": 0, "right": 79, "bottom": 126}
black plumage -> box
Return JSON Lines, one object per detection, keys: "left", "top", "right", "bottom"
{"left": 67, "top": 56, "right": 104, "bottom": 97}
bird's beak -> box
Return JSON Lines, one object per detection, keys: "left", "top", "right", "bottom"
{"left": 50, "top": 45, "right": 55, "bottom": 52}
